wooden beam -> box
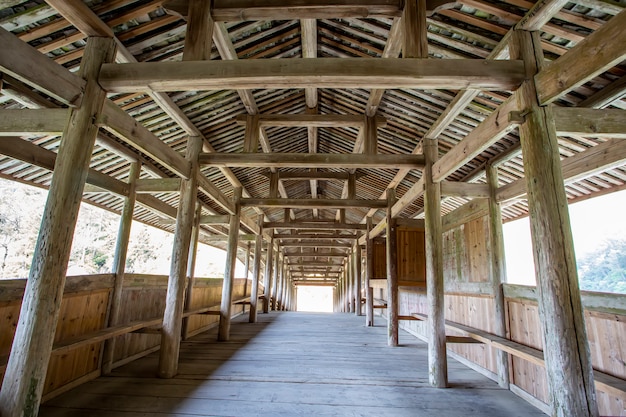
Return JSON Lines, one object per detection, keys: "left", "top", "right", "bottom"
{"left": 277, "top": 233, "right": 358, "bottom": 240}
{"left": 249, "top": 216, "right": 263, "bottom": 323}
{"left": 301, "top": 18, "right": 318, "bottom": 108}
{"left": 264, "top": 222, "right": 367, "bottom": 230}
{"left": 0, "top": 37, "right": 116, "bottom": 417}
{"left": 516, "top": 0, "right": 573, "bottom": 30}
{"left": 196, "top": 174, "right": 236, "bottom": 215}
{"left": 218, "top": 187, "right": 242, "bottom": 341}
{"left": 242, "top": 114, "right": 260, "bottom": 153}
{"left": 440, "top": 181, "right": 490, "bottom": 198}
{"left": 135, "top": 178, "right": 182, "bottom": 193}
{"left": 98, "top": 59, "right": 526, "bottom": 93}
{"left": 0, "top": 27, "right": 84, "bottom": 106}
{"left": 278, "top": 171, "right": 351, "bottom": 181}
{"left": 442, "top": 199, "right": 489, "bottom": 232}
{"left": 0, "top": 109, "right": 69, "bottom": 136}
{"left": 536, "top": 10, "right": 626, "bottom": 105}
{"left": 99, "top": 100, "right": 191, "bottom": 179}
{"left": 0, "top": 136, "right": 129, "bottom": 197}
{"left": 497, "top": 138, "right": 626, "bottom": 203}
{"left": 554, "top": 107, "right": 626, "bottom": 138}
{"left": 241, "top": 198, "right": 387, "bottom": 209}
{"left": 199, "top": 153, "right": 425, "bottom": 169}
{"left": 432, "top": 95, "right": 520, "bottom": 181}
{"left": 281, "top": 242, "right": 352, "bottom": 248}
{"left": 164, "top": 0, "right": 404, "bottom": 20}
{"left": 235, "top": 113, "right": 387, "bottom": 128}
{"left": 262, "top": 237, "right": 274, "bottom": 313}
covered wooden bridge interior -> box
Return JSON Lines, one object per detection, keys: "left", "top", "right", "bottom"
{"left": 0, "top": 0, "right": 625, "bottom": 416}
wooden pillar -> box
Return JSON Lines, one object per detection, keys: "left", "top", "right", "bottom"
{"left": 364, "top": 115, "right": 378, "bottom": 155}
{"left": 102, "top": 162, "right": 140, "bottom": 374}
{"left": 249, "top": 215, "right": 263, "bottom": 323}
{"left": 347, "top": 253, "right": 355, "bottom": 313}
{"left": 486, "top": 164, "right": 511, "bottom": 389}
{"left": 355, "top": 244, "right": 362, "bottom": 316}
{"left": 271, "top": 247, "right": 280, "bottom": 310}
{"left": 510, "top": 30, "right": 598, "bottom": 417}
{"left": 386, "top": 188, "right": 399, "bottom": 346}
{"left": 403, "top": 0, "right": 428, "bottom": 58}
{"left": 218, "top": 187, "right": 242, "bottom": 341}
{"left": 182, "top": 0, "right": 214, "bottom": 61}
{"left": 365, "top": 216, "right": 374, "bottom": 326}
{"left": 276, "top": 255, "right": 284, "bottom": 309}
{"left": 0, "top": 37, "right": 116, "bottom": 417}
{"left": 424, "top": 138, "right": 447, "bottom": 387}
{"left": 263, "top": 237, "right": 274, "bottom": 313}
{"left": 243, "top": 241, "right": 251, "bottom": 305}
{"left": 182, "top": 202, "right": 203, "bottom": 340}
{"left": 159, "top": 135, "right": 203, "bottom": 378}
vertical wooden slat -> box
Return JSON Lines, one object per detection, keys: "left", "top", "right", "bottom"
{"left": 102, "top": 161, "right": 140, "bottom": 374}
{"left": 218, "top": 187, "right": 242, "bottom": 341}
{"left": 386, "top": 188, "right": 399, "bottom": 346}
{"left": 366, "top": 216, "right": 374, "bottom": 326}
{"left": 159, "top": 135, "right": 203, "bottom": 378}
{"left": 182, "top": 0, "right": 214, "bottom": 62}
{"left": 510, "top": 29, "right": 598, "bottom": 417}
{"left": 0, "top": 37, "right": 116, "bottom": 417}
{"left": 249, "top": 215, "right": 263, "bottom": 323}
{"left": 486, "top": 164, "right": 511, "bottom": 389}
{"left": 424, "top": 138, "right": 447, "bottom": 388}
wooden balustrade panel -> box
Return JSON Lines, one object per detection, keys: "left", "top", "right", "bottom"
{"left": 186, "top": 279, "right": 223, "bottom": 336}
{"left": 44, "top": 290, "right": 109, "bottom": 394}
{"left": 445, "top": 294, "right": 498, "bottom": 374}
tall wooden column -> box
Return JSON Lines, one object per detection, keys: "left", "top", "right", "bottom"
{"left": 249, "top": 215, "right": 263, "bottom": 323}
{"left": 386, "top": 189, "right": 399, "bottom": 346}
{"left": 486, "top": 164, "right": 511, "bottom": 389}
{"left": 366, "top": 216, "right": 374, "bottom": 326}
{"left": 424, "top": 138, "right": 447, "bottom": 388}
{"left": 218, "top": 187, "right": 242, "bottom": 341}
{"left": 182, "top": 202, "right": 203, "bottom": 340}
{"left": 263, "top": 237, "right": 274, "bottom": 313}
{"left": 347, "top": 253, "right": 355, "bottom": 313}
{"left": 0, "top": 37, "right": 116, "bottom": 417}
{"left": 355, "top": 244, "right": 362, "bottom": 316}
{"left": 102, "top": 162, "right": 140, "bottom": 374}
{"left": 271, "top": 249, "right": 280, "bottom": 310}
{"left": 243, "top": 241, "right": 251, "bottom": 305}
{"left": 511, "top": 30, "right": 598, "bottom": 417}
{"left": 159, "top": 135, "right": 203, "bottom": 378}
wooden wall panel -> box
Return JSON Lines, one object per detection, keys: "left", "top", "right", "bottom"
{"left": 44, "top": 289, "right": 109, "bottom": 394}
{"left": 445, "top": 294, "right": 497, "bottom": 374}
{"left": 0, "top": 299, "right": 22, "bottom": 384}
{"left": 397, "top": 226, "right": 426, "bottom": 284}
{"left": 442, "top": 216, "right": 490, "bottom": 285}
{"left": 372, "top": 239, "right": 387, "bottom": 279}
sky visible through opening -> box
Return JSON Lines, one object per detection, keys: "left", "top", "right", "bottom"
{"left": 296, "top": 286, "right": 334, "bottom": 312}
{"left": 503, "top": 190, "right": 626, "bottom": 286}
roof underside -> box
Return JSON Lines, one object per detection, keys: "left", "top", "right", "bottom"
{"left": 0, "top": 0, "right": 625, "bottom": 283}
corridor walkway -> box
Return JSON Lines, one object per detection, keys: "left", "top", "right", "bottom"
{"left": 40, "top": 312, "right": 545, "bottom": 416}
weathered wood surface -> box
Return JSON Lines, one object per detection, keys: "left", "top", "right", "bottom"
{"left": 200, "top": 153, "right": 425, "bottom": 169}
{"left": 99, "top": 59, "right": 526, "bottom": 93}
{"left": 39, "top": 312, "right": 545, "bottom": 417}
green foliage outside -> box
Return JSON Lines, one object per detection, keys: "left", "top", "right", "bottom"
{"left": 577, "top": 238, "right": 626, "bottom": 294}
{"left": 0, "top": 180, "right": 230, "bottom": 279}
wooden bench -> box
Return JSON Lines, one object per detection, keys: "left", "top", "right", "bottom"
{"left": 411, "top": 312, "right": 626, "bottom": 400}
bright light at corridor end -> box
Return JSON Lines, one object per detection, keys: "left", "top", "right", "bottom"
{"left": 296, "top": 286, "right": 334, "bottom": 312}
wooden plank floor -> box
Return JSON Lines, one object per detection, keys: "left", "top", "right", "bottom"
{"left": 40, "top": 312, "right": 546, "bottom": 416}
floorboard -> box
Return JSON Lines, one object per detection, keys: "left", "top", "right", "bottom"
{"left": 39, "top": 312, "right": 546, "bottom": 417}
